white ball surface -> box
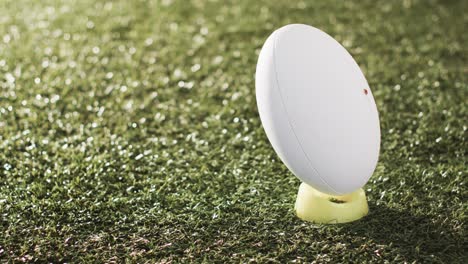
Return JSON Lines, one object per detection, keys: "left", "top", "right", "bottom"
{"left": 256, "top": 24, "right": 380, "bottom": 195}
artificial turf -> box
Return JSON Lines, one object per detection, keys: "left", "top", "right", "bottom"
{"left": 0, "top": 0, "right": 466, "bottom": 262}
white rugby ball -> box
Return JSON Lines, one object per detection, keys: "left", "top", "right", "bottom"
{"left": 256, "top": 24, "right": 380, "bottom": 195}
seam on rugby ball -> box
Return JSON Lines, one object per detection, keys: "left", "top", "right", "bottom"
{"left": 271, "top": 27, "right": 342, "bottom": 195}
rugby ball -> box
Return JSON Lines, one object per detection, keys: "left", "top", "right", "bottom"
{"left": 255, "top": 24, "right": 380, "bottom": 195}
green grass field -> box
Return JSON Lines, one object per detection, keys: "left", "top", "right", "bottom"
{"left": 0, "top": 0, "right": 466, "bottom": 262}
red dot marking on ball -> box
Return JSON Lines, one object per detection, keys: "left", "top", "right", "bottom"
{"left": 363, "top": 89, "right": 368, "bottom": 95}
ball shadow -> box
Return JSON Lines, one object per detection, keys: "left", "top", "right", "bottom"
{"left": 340, "top": 203, "right": 465, "bottom": 262}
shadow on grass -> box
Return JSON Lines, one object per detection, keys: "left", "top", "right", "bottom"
{"left": 340, "top": 204, "right": 465, "bottom": 262}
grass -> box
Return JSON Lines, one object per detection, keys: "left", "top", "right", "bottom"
{"left": 0, "top": 0, "right": 466, "bottom": 262}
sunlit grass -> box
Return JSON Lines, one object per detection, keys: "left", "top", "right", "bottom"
{"left": 0, "top": 0, "right": 466, "bottom": 262}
